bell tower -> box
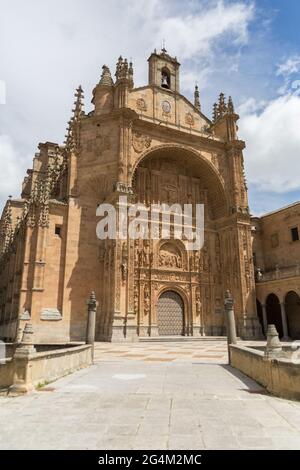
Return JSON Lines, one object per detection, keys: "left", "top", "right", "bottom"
{"left": 148, "top": 47, "right": 180, "bottom": 93}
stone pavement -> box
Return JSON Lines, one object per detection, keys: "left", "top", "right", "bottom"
{"left": 1, "top": 339, "right": 300, "bottom": 450}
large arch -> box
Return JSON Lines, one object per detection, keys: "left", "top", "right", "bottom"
{"left": 285, "top": 291, "right": 300, "bottom": 339}
{"left": 266, "top": 293, "right": 283, "bottom": 338}
{"left": 131, "top": 144, "right": 229, "bottom": 220}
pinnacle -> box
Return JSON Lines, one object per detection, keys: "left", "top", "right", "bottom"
{"left": 99, "top": 65, "right": 114, "bottom": 86}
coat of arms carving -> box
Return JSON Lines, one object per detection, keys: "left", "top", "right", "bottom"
{"left": 132, "top": 131, "right": 152, "bottom": 153}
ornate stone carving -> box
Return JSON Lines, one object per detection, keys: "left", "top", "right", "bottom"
{"left": 158, "top": 243, "right": 182, "bottom": 269}
{"left": 132, "top": 131, "right": 152, "bottom": 153}
{"left": 185, "top": 112, "right": 194, "bottom": 126}
{"left": 40, "top": 308, "right": 62, "bottom": 321}
{"left": 144, "top": 284, "right": 150, "bottom": 315}
{"left": 162, "top": 100, "right": 171, "bottom": 114}
{"left": 136, "top": 98, "right": 147, "bottom": 112}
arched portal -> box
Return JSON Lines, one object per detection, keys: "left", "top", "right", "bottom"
{"left": 130, "top": 145, "right": 230, "bottom": 338}
{"left": 157, "top": 291, "right": 184, "bottom": 336}
{"left": 266, "top": 293, "right": 283, "bottom": 338}
{"left": 131, "top": 145, "right": 228, "bottom": 220}
{"left": 285, "top": 291, "right": 300, "bottom": 339}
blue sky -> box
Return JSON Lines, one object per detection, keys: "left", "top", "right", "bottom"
{"left": 0, "top": 0, "right": 299, "bottom": 215}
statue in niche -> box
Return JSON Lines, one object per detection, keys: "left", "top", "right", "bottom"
{"left": 194, "top": 251, "right": 200, "bottom": 270}
{"left": 196, "top": 289, "right": 201, "bottom": 315}
{"left": 121, "top": 260, "right": 127, "bottom": 281}
{"left": 144, "top": 284, "right": 150, "bottom": 315}
{"left": 142, "top": 241, "right": 150, "bottom": 266}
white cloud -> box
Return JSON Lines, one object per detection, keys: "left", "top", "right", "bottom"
{"left": 277, "top": 55, "right": 300, "bottom": 77}
{"left": 238, "top": 97, "right": 267, "bottom": 115}
{"left": 276, "top": 55, "right": 300, "bottom": 95}
{"left": 239, "top": 94, "right": 300, "bottom": 193}
{"left": 154, "top": 1, "right": 254, "bottom": 60}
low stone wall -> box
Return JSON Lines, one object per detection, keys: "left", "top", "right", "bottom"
{"left": 0, "top": 359, "right": 14, "bottom": 389}
{"left": 0, "top": 344, "right": 92, "bottom": 393}
{"left": 230, "top": 344, "right": 300, "bottom": 401}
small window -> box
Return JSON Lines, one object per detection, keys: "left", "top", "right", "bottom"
{"left": 271, "top": 233, "right": 279, "bottom": 248}
{"left": 55, "top": 225, "right": 62, "bottom": 237}
{"left": 291, "top": 227, "right": 299, "bottom": 242}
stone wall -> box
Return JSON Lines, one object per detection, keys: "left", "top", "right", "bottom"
{"left": 230, "top": 343, "right": 300, "bottom": 401}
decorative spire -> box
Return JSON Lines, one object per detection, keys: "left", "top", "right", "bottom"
{"left": 0, "top": 197, "right": 14, "bottom": 254}
{"left": 128, "top": 60, "right": 133, "bottom": 79}
{"left": 72, "top": 85, "right": 84, "bottom": 121}
{"left": 115, "top": 56, "right": 134, "bottom": 85}
{"left": 99, "top": 65, "right": 113, "bottom": 86}
{"left": 218, "top": 92, "right": 227, "bottom": 117}
{"left": 115, "top": 56, "right": 123, "bottom": 80}
{"left": 194, "top": 84, "right": 201, "bottom": 111}
{"left": 64, "top": 85, "right": 84, "bottom": 153}
{"left": 212, "top": 93, "right": 236, "bottom": 122}
{"left": 227, "top": 96, "right": 234, "bottom": 114}
{"left": 212, "top": 102, "right": 218, "bottom": 122}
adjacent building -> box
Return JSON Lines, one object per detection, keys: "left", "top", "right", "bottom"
{"left": 252, "top": 202, "right": 300, "bottom": 339}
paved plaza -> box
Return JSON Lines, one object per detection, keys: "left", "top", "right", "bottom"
{"left": 1, "top": 339, "right": 300, "bottom": 450}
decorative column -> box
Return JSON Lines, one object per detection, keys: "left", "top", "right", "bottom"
{"left": 280, "top": 302, "right": 290, "bottom": 341}
{"left": 261, "top": 304, "right": 268, "bottom": 337}
{"left": 224, "top": 290, "right": 237, "bottom": 363}
{"left": 86, "top": 291, "right": 98, "bottom": 361}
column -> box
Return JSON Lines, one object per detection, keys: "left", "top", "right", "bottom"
{"left": 280, "top": 302, "right": 290, "bottom": 340}
{"left": 261, "top": 304, "right": 268, "bottom": 337}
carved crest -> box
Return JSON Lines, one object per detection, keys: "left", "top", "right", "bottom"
{"left": 185, "top": 112, "right": 194, "bottom": 126}
{"left": 132, "top": 131, "right": 152, "bottom": 153}
{"left": 136, "top": 98, "right": 147, "bottom": 112}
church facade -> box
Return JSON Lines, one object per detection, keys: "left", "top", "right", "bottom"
{"left": 0, "top": 49, "right": 268, "bottom": 343}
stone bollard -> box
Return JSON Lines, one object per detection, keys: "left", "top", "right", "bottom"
{"left": 264, "top": 324, "right": 282, "bottom": 359}
{"left": 224, "top": 290, "right": 237, "bottom": 363}
{"left": 86, "top": 291, "right": 98, "bottom": 362}
{"left": 9, "top": 323, "right": 37, "bottom": 394}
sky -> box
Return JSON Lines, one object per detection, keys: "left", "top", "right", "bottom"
{"left": 0, "top": 0, "right": 300, "bottom": 215}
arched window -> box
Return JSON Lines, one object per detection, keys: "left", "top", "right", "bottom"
{"left": 266, "top": 293, "right": 283, "bottom": 337}
{"left": 285, "top": 291, "right": 300, "bottom": 339}
{"left": 161, "top": 67, "right": 170, "bottom": 89}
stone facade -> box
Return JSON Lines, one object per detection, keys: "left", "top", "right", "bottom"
{"left": 0, "top": 49, "right": 270, "bottom": 343}
{"left": 252, "top": 202, "right": 300, "bottom": 339}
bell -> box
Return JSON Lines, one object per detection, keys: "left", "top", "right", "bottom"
{"left": 161, "top": 74, "right": 169, "bottom": 88}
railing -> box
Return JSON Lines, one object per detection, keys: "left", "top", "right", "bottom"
{"left": 256, "top": 264, "right": 300, "bottom": 282}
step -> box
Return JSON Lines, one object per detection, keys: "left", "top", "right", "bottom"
{"left": 139, "top": 335, "right": 227, "bottom": 343}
